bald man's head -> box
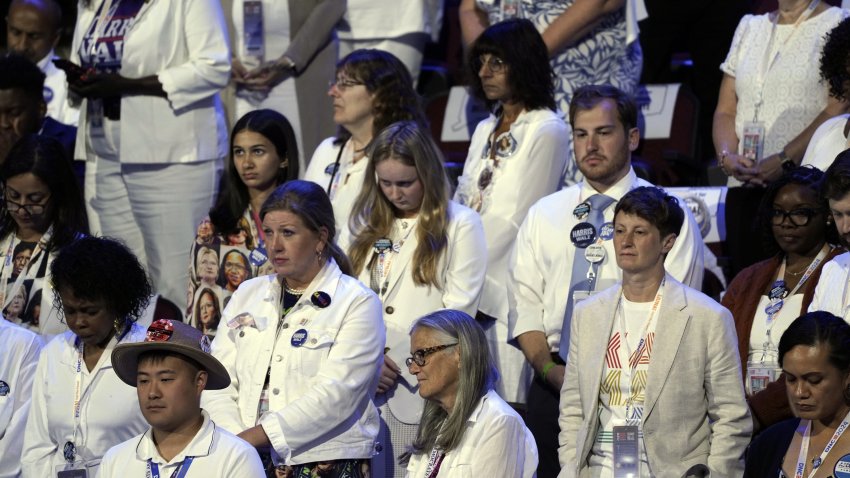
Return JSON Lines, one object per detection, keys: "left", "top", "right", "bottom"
{"left": 6, "top": 0, "right": 62, "bottom": 64}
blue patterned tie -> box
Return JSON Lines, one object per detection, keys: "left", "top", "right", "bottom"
{"left": 559, "top": 193, "right": 615, "bottom": 360}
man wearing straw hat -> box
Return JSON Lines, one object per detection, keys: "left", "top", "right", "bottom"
{"left": 100, "top": 319, "right": 264, "bottom": 477}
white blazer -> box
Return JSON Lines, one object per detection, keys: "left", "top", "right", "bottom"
{"left": 355, "top": 201, "right": 487, "bottom": 424}
{"left": 70, "top": 0, "right": 230, "bottom": 163}
{"left": 202, "top": 259, "right": 385, "bottom": 464}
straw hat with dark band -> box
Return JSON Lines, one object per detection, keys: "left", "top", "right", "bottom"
{"left": 112, "top": 319, "right": 231, "bottom": 390}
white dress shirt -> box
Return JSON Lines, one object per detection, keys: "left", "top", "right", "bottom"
{"left": 508, "top": 168, "right": 705, "bottom": 352}
{"left": 0, "top": 319, "right": 43, "bottom": 478}
{"left": 99, "top": 410, "right": 264, "bottom": 477}
{"left": 37, "top": 51, "right": 80, "bottom": 127}
{"left": 801, "top": 114, "right": 850, "bottom": 172}
{"left": 21, "top": 325, "right": 148, "bottom": 477}
{"left": 405, "top": 390, "right": 538, "bottom": 477}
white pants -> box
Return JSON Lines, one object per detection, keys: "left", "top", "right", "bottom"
{"left": 339, "top": 33, "right": 428, "bottom": 85}
{"left": 85, "top": 154, "right": 221, "bottom": 308}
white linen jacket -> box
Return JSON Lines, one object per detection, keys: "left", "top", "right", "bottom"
{"left": 202, "top": 259, "right": 385, "bottom": 464}
{"left": 0, "top": 320, "right": 43, "bottom": 478}
{"left": 70, "top": 0, "right": 230, "bottom": 163}
{"left": 355, "top": 201, "right": 487, "bottom": 424}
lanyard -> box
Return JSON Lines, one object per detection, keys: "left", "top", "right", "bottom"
{"left": 616, "top": 279, "right": 664, "bottom": 422}
{"left": 326, "top": 139, "right": 351, "bottom": 200}
{"left": 424, "top": 448, "right": 445, "bottom": 478}
{"left": 249, "top": 207, "right": 265, "bottom": 250}
{"left": 375, "top": 218, "right": 418, "bottom": 297}
{"left": 148, "top": 456, "right": 195, "bottom": 478}
{"left": 67, "top": 342, "right": 85, "bottom": 461}
{"left": 766, "top": 245, "right": 831, "bottom": 328}
{"left": 754, "top": 0, "right": 820, "bottom": 121}
{"left": 0, "top": 228, "right": 50, "bottom": 309}
{"left": 794, "top": 410, "right": 850, "bottom": 478}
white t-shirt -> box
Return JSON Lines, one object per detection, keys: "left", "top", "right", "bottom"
{"left": 589, "top": 297, "right": 655, "bottom": 477}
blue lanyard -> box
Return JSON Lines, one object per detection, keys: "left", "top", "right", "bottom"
{"left": 148, "top": 457, "right": 194, "bottom": 478}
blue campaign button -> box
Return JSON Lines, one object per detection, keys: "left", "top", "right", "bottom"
{"left": 764, "top": 300, "right": 784, "bottom": 316}
{"left": 834, "top": 454, "right": 850, "bottom": 478}
{"left": 768, "top": 280, "right": 787, "bottom": 300}
{"left": 0, "top": 380, "right": 8, "bottom": 396}
{"left": 599, "top": 222, "right": 615, "bottom": 240}
{"left": 291, "top": 329, "right": 308, "bottom": 347}
{"left": 374, "top": 238, "right": 393, "bottom": 253}
{"left": 570, "top": 222, "right": 597, "bottom": 249}
{"left": 249, "top": 247, "right": 268, "bottom": 267}
{"left": 324, "top": 162, "right": 337, "bottom": 176}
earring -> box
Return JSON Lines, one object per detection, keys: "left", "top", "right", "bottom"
{"left": 114, "top": 317, "right": 123, "bottom": 335}
{"left": 316, "top": 249, "right": 324, "bottom": 266}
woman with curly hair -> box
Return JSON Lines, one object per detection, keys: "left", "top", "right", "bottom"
{"left": 21, "top": 236, "right": 153, "bottom": 476}
{"left": 303, "top": 49, "right": 428, "bottom": 249}
{"left": 802, "top": 16, "right": 850, "bottom": 171}
{"left": 722, "top": 166, "right": 842, "bottom": 431}
{"left": 347, "top": 121, "right": 486, "bottom": 477}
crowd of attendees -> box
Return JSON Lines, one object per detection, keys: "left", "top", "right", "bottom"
{"left": 6, "top": 0, "right": 850, "bottom": 477}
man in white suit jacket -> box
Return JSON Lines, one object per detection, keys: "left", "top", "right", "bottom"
{"left": 557, "top": 187, "right": 751, "bottom": 477}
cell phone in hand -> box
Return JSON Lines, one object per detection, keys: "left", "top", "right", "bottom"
{"left": 52, "top": 59, "right": 87, "bottom": 82}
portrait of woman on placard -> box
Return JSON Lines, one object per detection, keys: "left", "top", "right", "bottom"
{"left": 219, "top": 248, "right": 253, "bottom": 293}
{"left": 193, "top": 286, "right": 222, "bottom": 336}
{"left": 23, "top": 287, "right": 42, "bottom": 329}
{"left": 3, "top": 280, "right": 28, "bottom": 324}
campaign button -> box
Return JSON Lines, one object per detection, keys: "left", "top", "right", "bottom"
{"left": 599, "top": 222, "right": 615, "bottom": 240}
{"left": 584, "top": 243, "right": 606, "bottom": 263}
{"left": 291, "top": 329, "right": 308, "bottom": 347}
{"left": 573, "top": 202, "right": 591, "bottom": 220}
{"left": 570, "top": 222, "right": 597, "bottom": 249}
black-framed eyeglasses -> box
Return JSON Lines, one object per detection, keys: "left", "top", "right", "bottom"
{"left": 405, "top": 343, "right": 458, "bottom": 368}
{"left": 6, "top": 196, "right": 50, "bottom": 215}
{"left": 770, "top": 207, "right": 822, "bottom": 227}
{"left": 473, "top": 55, "right": 506, "bottom": 74}
{"left": 328, "top": 77, "right": 363, "bottom": 90}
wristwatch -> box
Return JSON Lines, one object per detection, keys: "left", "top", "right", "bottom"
{"left": 778, "top": 149, "right": 795, "bottom": 172}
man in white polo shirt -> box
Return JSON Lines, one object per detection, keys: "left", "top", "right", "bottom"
{"left": 100, "top": 319, "right": 264, "bottom": 477}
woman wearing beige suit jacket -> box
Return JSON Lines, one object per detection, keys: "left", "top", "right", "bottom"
{"left": 558, "top": 187, "right": 752, "bottom": 477}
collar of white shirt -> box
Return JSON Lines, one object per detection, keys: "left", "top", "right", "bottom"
{"left": 134, "top": 409, "right": 216, "bottom": 465}
{"left": 578, "top": 167, "right": 638, "bottom": 204}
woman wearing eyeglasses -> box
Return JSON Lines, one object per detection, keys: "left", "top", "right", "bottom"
{"left": 303, "top": 49, "right": 427, "bottom": 249}
{"left": 0, "top": 135, "right": 88, "bottom": 337}
{"left": 453, "top": 18, "right": 569, "bottom": 407}
{"left": 722, "top": 166, "right": 843, "bottom": 432}
{"left": 347, "top": 121, "right": 487, "bottom": 477}
{"left": 405, "top": 309, "right": 537, "bottom": 477}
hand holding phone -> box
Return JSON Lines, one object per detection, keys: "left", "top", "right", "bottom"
{"left": 52, "top": 59, "right": 88, "bottom": 83}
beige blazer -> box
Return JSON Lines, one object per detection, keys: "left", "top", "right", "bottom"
{"left": 557, "top": 275, "right": 752, "bottom": 478}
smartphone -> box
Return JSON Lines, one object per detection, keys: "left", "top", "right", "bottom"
{"left": 52, "top": 59, "right": 87, "bottom": 82}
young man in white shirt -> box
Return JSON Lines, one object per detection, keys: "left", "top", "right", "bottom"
{"left": 100, "top": 319, "right": 264, "bottom": 477}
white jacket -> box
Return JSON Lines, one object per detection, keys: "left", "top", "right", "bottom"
{"left": 202, "top": 259, "right": 385, "bottom": 464}
{"left": 70, "top": 0, "right": 230, "bottom": 163}
{"left": 355, "top": 201, "right": 487, "bottom": 424}
{"left": 0, "top": 320, "right": 43, "bottom": 478}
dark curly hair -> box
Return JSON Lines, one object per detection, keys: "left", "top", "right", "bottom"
{"left": 820, "top": 16, "right": 850, "bottom": 102}
{"left": 1, "top": 135, "right": 89, "bottom": 250}
{"left": 51, "top": 236, "right": 152, "bottom": 335}
{"left": 209, "top": 109, "right": 299, "bottom": 235}
{"left": 332, "top": 49, "right": 428, "bottom": 145}
{"left": 0, "top": 53, "right": 45, "bottom": 103}
{"left": 467, "top": 18, "right": 556, "bottom": 112}
{"left": 757, "top": 166, "right": 836, "bottom": 255}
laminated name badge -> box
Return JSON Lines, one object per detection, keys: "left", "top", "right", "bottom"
{"left": 243, "top": 1, "right": 264, "bottom": 63}
{"left": 742, "top": 121, "right": 765, "bottom": 162}
{"left": 613, "top": 425, "right": 639, "bottom": 478}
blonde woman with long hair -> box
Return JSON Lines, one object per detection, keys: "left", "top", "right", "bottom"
{"left": 348, "top": 121, "right": 487, "bottom": 477}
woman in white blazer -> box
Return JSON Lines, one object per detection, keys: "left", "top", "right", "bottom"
{"left": 558, "top": 187, "right": 751, "bottom": 477}
{"left": 68, "top": 0, "right": 230, "bottom": 308}
{"left": 348, "top": 121, "right": 487, "bottom": 477}
{"left": 454, "top": 18, "right": 569, "bottom": 405}
{"left": 202, "top": 180, "right": 385, "bottom": 477}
